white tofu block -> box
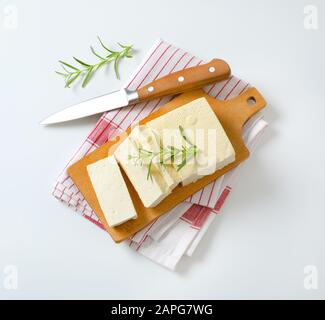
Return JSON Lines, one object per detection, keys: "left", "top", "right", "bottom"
{"left": 114, "top": 136, "right": 169, "bottom": 208}
{"left": 147, "top": 97, "right": 235, "bottom": 185}
{"left": 87, "top": 156, "right": 137, "bottom": 227}
{"left": 130, "top": 125, "right": 181, "bottom": 191}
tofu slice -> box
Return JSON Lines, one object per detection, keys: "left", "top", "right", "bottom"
{"left": 130, "top": 125, "right": 181, "bottom": 191}
{"left": 146, "top": 97, "right": 235, "bottom": 185}
{"left": 114, "top": 136, "right": 169, "bottom": 208}
{"left": 87, "top": 156, "right": 137, "bottom": 227}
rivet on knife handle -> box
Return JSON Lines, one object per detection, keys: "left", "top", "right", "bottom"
{"left": 137, "top": 59, "right": 231, "bottom": 101}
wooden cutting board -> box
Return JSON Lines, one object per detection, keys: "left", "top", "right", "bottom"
{"left": 68, "top": 87, "right": 266, "bottom": 243}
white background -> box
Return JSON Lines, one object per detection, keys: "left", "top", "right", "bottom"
{"left": 0, "top": 0, "right": 324, "bottom": 299}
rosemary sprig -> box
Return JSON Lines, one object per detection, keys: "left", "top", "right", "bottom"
{"left": 56, "top": 37, "right": 133, "bottom": 88}
{"left": 178, "top": 125, "right": 194, "bottom": 146}
{"left": 128, "top": 126, "right": 198, "bottom": 180}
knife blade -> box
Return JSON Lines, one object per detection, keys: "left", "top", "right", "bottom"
{"left": 40, "top": 58, "right": 230, "bottom": 125}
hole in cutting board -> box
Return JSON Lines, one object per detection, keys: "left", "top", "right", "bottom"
{"left": 247, "top": 97, "right": 256, "bottom": 106}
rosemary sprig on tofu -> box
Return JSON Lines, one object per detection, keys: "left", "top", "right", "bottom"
{"left": 128, "top": 126, "right": 197, "bottom": 180}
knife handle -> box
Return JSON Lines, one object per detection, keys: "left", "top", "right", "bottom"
{"left": 137, "top": 58, "right": 231, "bottom": 101}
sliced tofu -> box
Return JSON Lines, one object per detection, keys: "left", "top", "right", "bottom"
{"left": 114, "top": 136, "right": 169, "bottom": 208}
{"left": 130, "top": 125, "right": 181, "bottom": 191}
{"left": 87, "top": 156, "right": 137, "bottom": 227}
{"left": 146, "top": 97, "right": 235, "bottom": 185}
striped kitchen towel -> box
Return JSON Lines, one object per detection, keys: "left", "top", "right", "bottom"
{"left": 52, "top": 39, "right": 267, "bottom": 269}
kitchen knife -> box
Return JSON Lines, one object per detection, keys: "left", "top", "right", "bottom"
{"left": 40, "top": 58, "right": 230, "bottom": 125}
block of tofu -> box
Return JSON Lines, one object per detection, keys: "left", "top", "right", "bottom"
{"left": 114, "top": 136, "right": 170, "bottom": 208}
{"left": 86, "top": 156, "right": 137, "bottom": 227}
{"left": 130, "top": 125, "right": 181, "bottom": 191}
{"left": 146, "top": 97, "right": 235, "bottom": 185}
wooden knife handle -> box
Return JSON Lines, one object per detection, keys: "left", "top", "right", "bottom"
{"left": 137, "top": 58, "right": 231, "bottom": 101}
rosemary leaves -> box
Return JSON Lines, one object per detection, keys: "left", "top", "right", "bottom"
{"left": 128, "top": 126, "right": 198, "bottom": 180}
{"left": 56, "top": 37, "right": 133, "bottom": 88}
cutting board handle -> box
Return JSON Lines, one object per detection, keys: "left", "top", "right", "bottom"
{"left": 137, "top": 59, "right": 231, "bottom": 101}
{"left": 220, "top": 87, "right": 267, "bottom": 129}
